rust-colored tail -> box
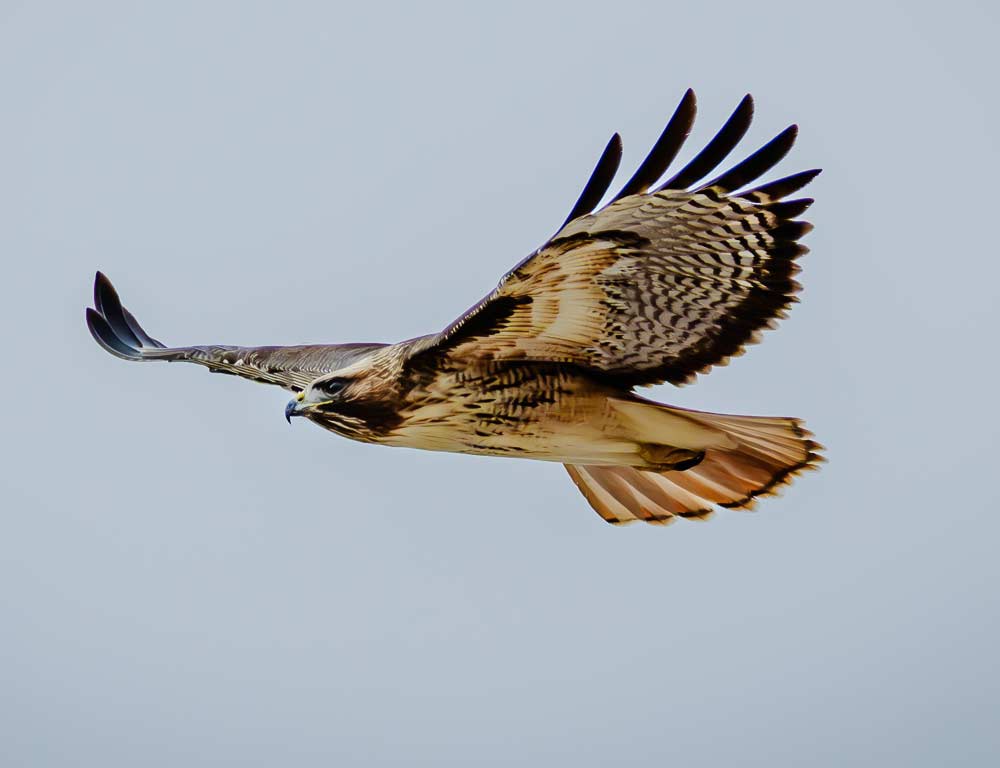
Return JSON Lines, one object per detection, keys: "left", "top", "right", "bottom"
{"left": 565, "top": 409, "right": 823, "bottom": 526}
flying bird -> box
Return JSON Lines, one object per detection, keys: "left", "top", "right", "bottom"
{"left": 87, "top": 90, "right": 823, "bottom": 525}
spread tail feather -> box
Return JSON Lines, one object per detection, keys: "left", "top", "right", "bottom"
{"left": 566, "top": 407, "right": 823, "bottom": 526}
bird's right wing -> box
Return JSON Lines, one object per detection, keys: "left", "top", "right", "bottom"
{"left": 407, "top": 91, "right": 818, "bottom": 388}
{"left": 86, "top": 272, "right": 383, "bottom": 392}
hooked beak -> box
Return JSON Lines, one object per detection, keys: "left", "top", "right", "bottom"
{"left": 285, "top": 393, "right": 305, "bottom": 424}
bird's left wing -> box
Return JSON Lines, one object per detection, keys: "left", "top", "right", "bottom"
{"left": 408, "top": 91, "right": 819, "bottom": 387}
{"left": 86, "top": 272, "right": 383, "bottom": 391}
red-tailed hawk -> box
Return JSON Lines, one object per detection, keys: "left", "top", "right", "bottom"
{"left": 87, "top": 90, "right": 823, "bottom": 525}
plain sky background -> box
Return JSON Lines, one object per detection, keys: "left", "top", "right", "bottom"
{"left": 2, "top": 1, "right": 999, "bottom": 765}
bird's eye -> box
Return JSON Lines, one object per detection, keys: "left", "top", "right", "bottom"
{"left": 316, "top": 377, "right": 348, "bottom": 397}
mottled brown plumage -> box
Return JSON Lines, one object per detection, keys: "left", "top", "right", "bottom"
{"left": 87, "top": 90, "right": 823, "bottom": 526}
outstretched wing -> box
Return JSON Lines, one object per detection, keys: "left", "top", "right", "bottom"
{"left": 410, "top": 90, "right": 819, "bottom": 387}
{"left": 86, "top": 272, "right": 384, "bottom": 391}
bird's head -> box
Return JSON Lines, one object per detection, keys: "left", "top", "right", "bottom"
{"left": 284, "top": 346, "right": 399, "bottom": 440}
{"left": 285, "top": 374, "right": 357, "bottom": 423}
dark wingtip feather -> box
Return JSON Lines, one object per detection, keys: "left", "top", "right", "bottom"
{"left": 562, "top": 133, "right": 623, "bottom": 227}
{"left": 88, "top": 272, "right": 167, "bottom": 358}
{"left": 86, "top": 307, "right": 142, "bottom": 360}
{"left": 93, "top": 272, "right": 143, "bottom": 349}
{"left": 772, "top": 220, "right": 814, "bottom": 240}
{"left": 766, "top": 198, "right": 814, "bottom": 218}
{"left": 93, "top": 271, "right": 109, "bottom": 313}
{"left": 659, "top": 93, "right": 755, "bottom": 191}
{"left": 613, "top": 89, "right": 697, "bottom": 201}
{"left": 741, "top": 168, "right": 821, "bottom": 202}
{"left": 700, "top": 124, "right": 798, "bottom": 193}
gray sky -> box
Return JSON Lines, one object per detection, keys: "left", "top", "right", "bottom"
{"left": 2, "top": 1, "right": 998, "bottom": 766}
